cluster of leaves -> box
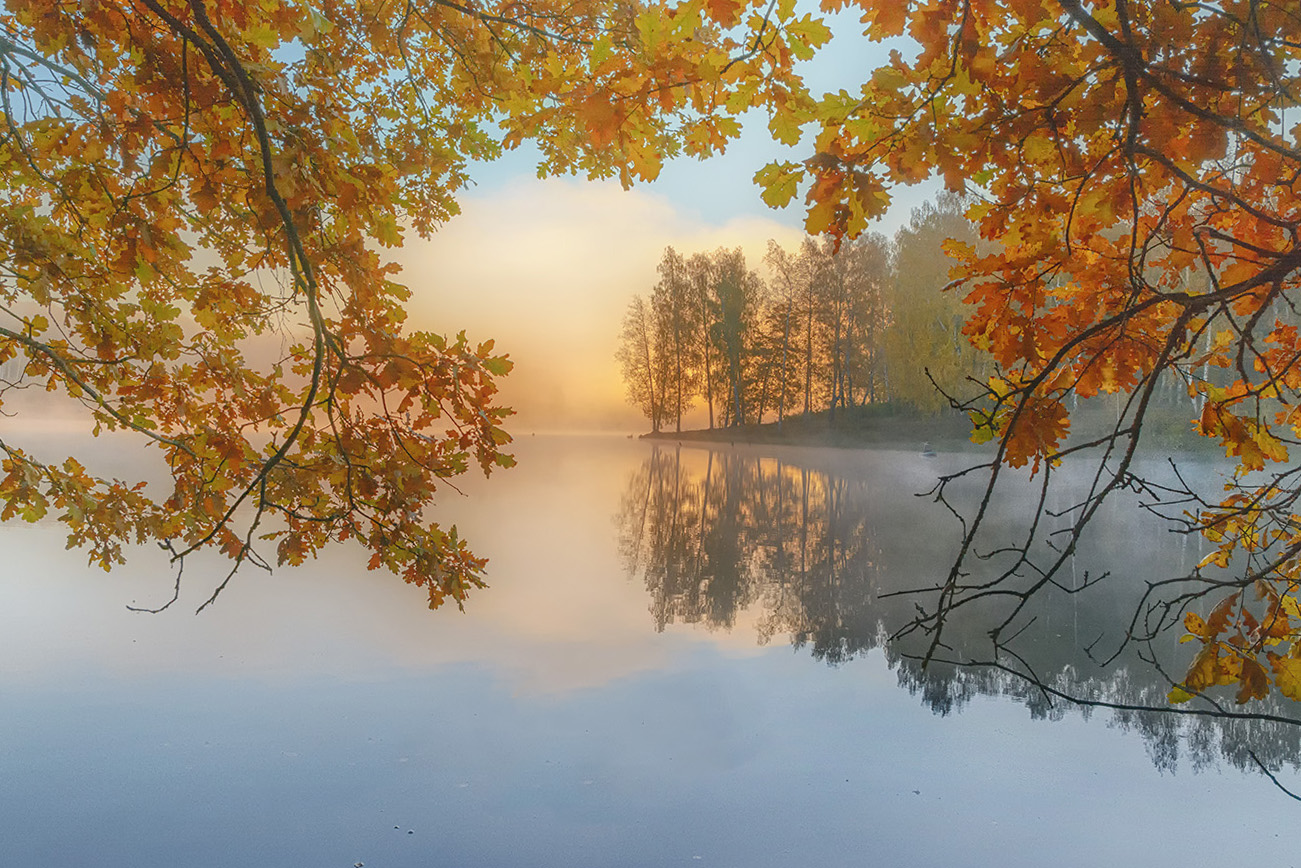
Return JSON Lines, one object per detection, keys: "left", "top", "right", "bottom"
{"left": 0, "top": 0, "right": 828, "bottom": 608}
{"left": 752, "top": 0, "right": 1301, "bottom": 708}
{"left": 1170, "top": 585, "right": 1301, "bottom": 705}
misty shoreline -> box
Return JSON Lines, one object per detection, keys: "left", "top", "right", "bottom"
{"left": 638, "top": 405, "right": 976, "bottom": 452}
{"left": 637, "top": 400, "right": 1217, "bottom": 456}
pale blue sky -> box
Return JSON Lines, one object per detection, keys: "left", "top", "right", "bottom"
{"left": 466, "top": 8, "right": 931, "bottom": 229}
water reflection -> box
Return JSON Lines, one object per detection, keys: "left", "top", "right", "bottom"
{"left": 616, "top": 444, "right": 1301, "bottom": 777}
{"left": 5, "top": 435, "right": 1299, "bottom": 866}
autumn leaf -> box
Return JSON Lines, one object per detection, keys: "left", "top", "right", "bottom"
{"left": 1236, "top": 657, "right": 1270, "bottom": 704}
{"left": 1180, "top": 642, "right": 1220, "bottom": 693}
{"left": 704, "top": 0, "right": 744, "bottom": 24}
{"left": 1205, "top": 593, "right": 1239, "bottom": 638}
{"left": 1002, "top": 396, "right": 1070, "bottom": 472}
{"left": 755, "top": 161, "right": 803, "bottom": 209}
{"left": 863, "top": 0, "right": 909, "bottom": 38}
{"left": 1268, "top": 653, "right": 1301, "bottom": 702}
{"left": 1183, "top": 611, "right": 1209, "bottom": 639}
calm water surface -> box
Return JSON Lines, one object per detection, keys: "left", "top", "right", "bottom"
{"left": 2, "top": 434, "right": 1297, "bottom": 866}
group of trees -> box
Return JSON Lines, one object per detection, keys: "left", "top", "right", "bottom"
{"left": 617, "top": 194, "right": 989, "bottom": 432}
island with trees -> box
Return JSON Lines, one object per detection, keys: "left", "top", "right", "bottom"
{"left": 617, "top": 195, "right": 983, "bottom": 439}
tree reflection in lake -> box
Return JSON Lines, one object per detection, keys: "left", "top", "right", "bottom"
{"left": 616, "top": 444, "right": 1301, "bottom": 780}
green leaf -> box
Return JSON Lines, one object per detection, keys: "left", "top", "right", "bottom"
{"left": 754, "top": 161, "right": 802, "bottom": 209}
{"left": 245, "top": 23, "right": 280, "bottom": 50}
{"left": 373, "top": 213, "right": 402, "bottom": 247}
{"left": 786, "top": 15, "right": 833, "bottom": 60}
{"left": 768, "top": 108, "right": 806, "bottom": 146}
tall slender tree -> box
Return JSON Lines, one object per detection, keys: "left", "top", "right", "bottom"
{"left": 650, "top": 248, "right": 696, "bottom": 433}
{"left": 616, "top": 295, "right": 661, "bottom": 432}
{"left": 839, "top": 234, "right": 892, "bottom": 407}
{"left": 686, "top": 252, "right": 720, "bottom": 430}
{"left": 710, "top": 248, "right": 765, "bottom": 427}
{"left": 763, "top": 240, "right": 805, "bottom": 428}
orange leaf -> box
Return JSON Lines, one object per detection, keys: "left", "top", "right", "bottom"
{"left": 704, "top": 0, "right": 744, "bottom": 24}
{"left": 1205, "top": 592, "right": 1239, "bottom": 637}
{"left": 1235, "top": 656, "right": 1269, "bottom": 704}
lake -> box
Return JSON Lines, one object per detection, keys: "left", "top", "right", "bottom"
{"left": 2, "top": 434, "right": 1297, "bottom": 866}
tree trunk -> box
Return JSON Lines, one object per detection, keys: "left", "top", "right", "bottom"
{"left": 778, "top": 300, "right": 791, "bottom": 429}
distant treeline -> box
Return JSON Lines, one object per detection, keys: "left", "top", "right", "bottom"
{"left": 616, "top": 193, "right": 989, "bottom": 433}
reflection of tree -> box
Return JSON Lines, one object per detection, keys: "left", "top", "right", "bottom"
{"left": 615, "top": 445, "right": 1301, "bottom": 780}
{"left": 755, "top": 468, "right": 884, "bottom": 665}
{"left": 617, "top": 448, "right": 756, "bottom": 631}
{"left": 618, "top": 447, "right": 883, "bottom": 646}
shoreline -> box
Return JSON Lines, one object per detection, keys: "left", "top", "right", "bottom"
{"left": 637, "top": 406, "right": 978, "bottom": 452}
{"left": 632, "top": 402, "right": 1217, "bottom": 456}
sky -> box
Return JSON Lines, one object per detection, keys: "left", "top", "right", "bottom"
{"left": 388, "top": 13, "right": 941, "bottom": 434}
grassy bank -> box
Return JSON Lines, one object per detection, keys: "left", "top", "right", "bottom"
{"left": 641, "top": 404, "right": 977, "bottom": 451}
{"left": 640, "top": 399, "right": 1216, "bottom": 455}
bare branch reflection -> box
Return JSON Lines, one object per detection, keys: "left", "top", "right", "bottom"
{"left": 615, "top": 444, "right": 1301, "bottom": 778}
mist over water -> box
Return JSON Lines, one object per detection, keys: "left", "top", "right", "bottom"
{"left": 2, "top": 435, "right": 1297, "bottom": 867}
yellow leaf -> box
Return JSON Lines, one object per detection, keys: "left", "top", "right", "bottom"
{"left": 1181, "top": 642, "right": 1219, "bottom": 692}
{"left": 1215, "top": 650, "right": 1243, "bottom": 686}
{"left": 872, "top": 66, "right": 907, "bottom": 91}
{"left": 244, "top": 23, "right": 279, "bottom": 50}
{"left": 1022, "top": 133, "right": 1057, "bottom": 165}
{"left": 768, "top": 107, "right": 805, "bottom": 146}
{"left": 636, "top": 12, "right": 664, "bottom": 52}
{"left": 804, "top": 197, "right": 837, "bottom": 235}
{"left": 1281, "top": 594, "right": 1301, "bottom": 621}
{"left": 1197, "top": 549, "right": 1230, "bottom": 569}
{"left": 969, "top": 420, "right": 996, "bottom": 444}
{"left": 786, "top": 15, "right": 833, "bottom": 60}
{"left": 1268, "top": 653, "right": 1301, "bottom": 701}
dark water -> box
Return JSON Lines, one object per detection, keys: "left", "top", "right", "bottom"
{"left": 1, "top": 435, "right": 1296, "bottom": 866}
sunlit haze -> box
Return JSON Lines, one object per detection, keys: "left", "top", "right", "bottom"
{"left": 393, "top": 177, "right": 809, "bottom": 433}
{"left": 393, "top": 155, "right": 938, "bottom": 434}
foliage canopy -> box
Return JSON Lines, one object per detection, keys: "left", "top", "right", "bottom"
{"left": 758, "top": 0, "right": 1301, "bottom": 710}
{"left": 0, "top": 0, "right": 826, "bottom": 608}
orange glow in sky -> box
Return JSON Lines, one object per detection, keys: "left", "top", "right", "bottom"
{"left": 392, "top": 178, "right": 809, "bottom": 433}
